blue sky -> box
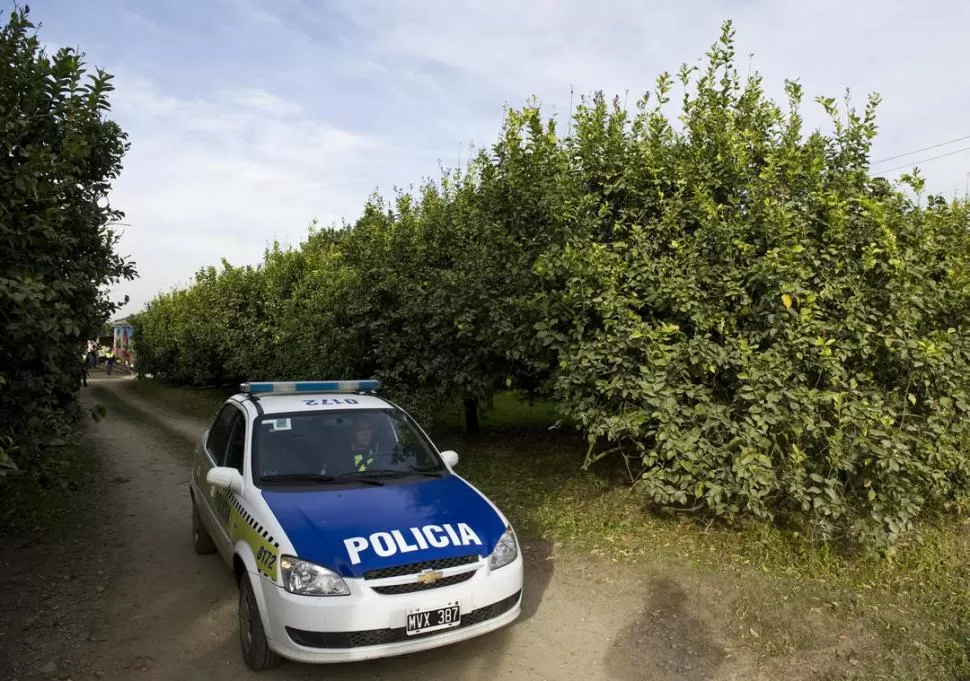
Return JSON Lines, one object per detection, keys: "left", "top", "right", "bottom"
{"left": 20, "top": 0, "right": 970, "bottom": 316}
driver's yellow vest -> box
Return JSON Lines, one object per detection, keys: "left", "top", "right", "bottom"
{"left": 353, "top": 451, "right": 375, "bottom": 471}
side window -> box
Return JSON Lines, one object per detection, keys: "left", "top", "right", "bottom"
{"left": 223, "top": 410, "right": 246, "bottom": 473}
{"left": 205, "top": 404, "right": 236, "bottom": 462}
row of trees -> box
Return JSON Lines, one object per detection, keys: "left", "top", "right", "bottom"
{"left": 1, "top": 7, "right": 135, "bottom": 474}
{"left": 133, "top": 23, "right": 970, "bottom": 549}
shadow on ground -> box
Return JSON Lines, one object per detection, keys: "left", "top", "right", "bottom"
{"left": 517, "top": 538, "right": 554, "bottom": 621}
{"left": 605, "top": 577, "right": 727, "bottom": 681}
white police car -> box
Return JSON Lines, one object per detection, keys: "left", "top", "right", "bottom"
{"left": 189, "top": 380, "right": 523, "bottom": 670}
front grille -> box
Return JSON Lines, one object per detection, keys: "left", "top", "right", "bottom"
{"left": 362, "top": 554, "right": 479, "bottom": 580}
{"left": 285, "top": 590, "right": 521, "bottom": 649}
{"left": 371, "top": 570, "right": 475, "bottom": 595}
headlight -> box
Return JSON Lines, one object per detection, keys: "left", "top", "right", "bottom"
{"left": 489, "top": 526, "right": 518, "bottom": 570}
{"left": 279, "top": 556, "right": 350, "bottom": 596}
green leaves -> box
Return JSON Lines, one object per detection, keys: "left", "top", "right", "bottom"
{"left": 1, "top": 6, "right": 135, "bottom": 467}
{"left": 527, "top": 21, "right": 970, "bottom": 550}
{"left": 130, "top": 19, "right": 970, "bottom": 551}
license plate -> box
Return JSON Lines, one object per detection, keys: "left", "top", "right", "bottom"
{"left": 405, "top": 603, "right": 461, "bottom": 636}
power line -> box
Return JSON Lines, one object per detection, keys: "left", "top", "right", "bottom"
{"left": 874, "top": 144, "right": 970, "bottom": 175}
{"left": 871, "top": 134, "right": 970, "bottom": 165}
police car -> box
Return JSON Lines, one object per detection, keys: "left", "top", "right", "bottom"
{"left": 189, "top": 380, "right": 523, "bottom": 670}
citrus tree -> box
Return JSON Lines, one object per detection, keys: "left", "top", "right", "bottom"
{"left": 531, "top": 23, "right": 970, "bottom": 549}
{"left": 0, "top": 7, "right": 135, "bottom": 470}
{"left": 130, "top": 20, "right": 970, "bottom": 549}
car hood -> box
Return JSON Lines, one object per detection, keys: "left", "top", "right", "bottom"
{"left": 261, "top": 474, "right": 507, "bottom": 579}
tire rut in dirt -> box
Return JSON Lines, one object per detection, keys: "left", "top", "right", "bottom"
{"left": 0, "top": 428, "right": 123, "bottom": 681}
{"left": 62, "top": 388, "right": 241, "bottom": 680}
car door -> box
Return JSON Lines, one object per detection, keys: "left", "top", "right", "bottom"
{"left": 196, "top": 402, "right": 242, "bottom": 556}
{"left": 220, "top": 408, "right": 248, "bottom": 559}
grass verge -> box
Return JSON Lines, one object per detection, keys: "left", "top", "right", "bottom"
{"left": 433, "top": 391, "right": 574, "bottom": 432}
{"left": 119, "top": 378, "right": 970, "bottom": 680}
{"left": 124, "top": 377, "right": 235, "bottom": 421}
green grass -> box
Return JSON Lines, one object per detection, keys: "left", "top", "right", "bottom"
{"left": 432, "top": 391, "right": 574, "bottom": 432}
{"left": 121, "top": 378, "right": 970, "bottom": 679}
{"left": 447, "top": 432, "right": 970, "bottom": 679}
{"left": 126, "top": 377, "right": 236, "bottom": 421}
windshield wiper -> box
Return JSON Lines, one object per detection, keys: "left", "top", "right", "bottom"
{"left": 411, "top": 467, "right": 447, "bottom": 476}
{"left": 337, "top": 468, "right": 443, "bottom": 479}
{"left": 260, "top": 473, "right": 383, "bottom": 486}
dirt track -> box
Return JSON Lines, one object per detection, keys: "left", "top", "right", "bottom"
{"left": 1, "top": 377, "right": 763, "bottom": 681}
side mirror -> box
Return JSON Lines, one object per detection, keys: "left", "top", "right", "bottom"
{"left": 440, "top": 450, "right": 459, "bottom": 469}
{"left": 207, "top": 466, "right": 244, "bottom": 494}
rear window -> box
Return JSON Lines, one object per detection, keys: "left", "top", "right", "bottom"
{"left": 253, "top": 408, "right": 445, "bottom": 481}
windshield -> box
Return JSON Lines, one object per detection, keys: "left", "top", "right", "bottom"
{"left": 253, "top": 408, "right": 447, "bottom": 484}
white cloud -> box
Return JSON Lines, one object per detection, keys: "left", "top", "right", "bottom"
{"left": 231, "top": 88, "right": 304, "bottom": 117}
{"left": 65, "top": 0, "right": 970, "bottom": 316}
{"left": 104, "top": 75, "right": 382, "bottom": 313}
{"left": 333, "top": 0, "right": 970, "bottom": 191}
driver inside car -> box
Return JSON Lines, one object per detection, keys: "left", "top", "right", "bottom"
{"left": 349, "top": 414, "right": 379, "bottom": 472}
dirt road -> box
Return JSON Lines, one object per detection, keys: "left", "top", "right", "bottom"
{"left": 2, "top": 377, "right": 760, "bottom": 681}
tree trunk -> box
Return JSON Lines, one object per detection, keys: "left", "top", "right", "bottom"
{"left": 463, "top": 397, "right": 480, "bottom": 435}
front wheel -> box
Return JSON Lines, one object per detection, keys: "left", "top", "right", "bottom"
{"left": 239, "top": 574, "right": 282, "bottom": 671}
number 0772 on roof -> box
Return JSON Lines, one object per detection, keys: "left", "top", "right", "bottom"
{"left": 239, "top": 380, "right": 382, "bottom": 395}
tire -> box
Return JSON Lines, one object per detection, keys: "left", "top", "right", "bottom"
{"left": 239, "top": 574, "right": 282, "bottom": 670}
{"left": 191, "top": 500, "right": 217, "bottom": 555}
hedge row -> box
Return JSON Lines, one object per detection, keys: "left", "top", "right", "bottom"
{"left": 132, "top": 23, "right": 970, "bottom": 550}
{"left": 1, "top": 8, "right": 134, "bottom": 472}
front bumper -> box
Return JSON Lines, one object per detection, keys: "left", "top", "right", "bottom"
{"left": 260, "top": 553, "right": 524, "bottom": 663}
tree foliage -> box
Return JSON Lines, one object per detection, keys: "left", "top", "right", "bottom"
{"left": 532, "top": 25, "right": 970, "bottom": 549}
{"left": 0, "top": 7, "right": 135, "bottom": 469}
{"left": 131, "top": 21, "right": 970, "bottom": 549}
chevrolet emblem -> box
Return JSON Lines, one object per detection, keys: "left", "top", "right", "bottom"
{"left": 416, "top": 569, "right": 443, "bottom": 585}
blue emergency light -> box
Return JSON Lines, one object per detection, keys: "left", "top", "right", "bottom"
{"left": 239, "top": 380, "right": 381, "bottom": 395}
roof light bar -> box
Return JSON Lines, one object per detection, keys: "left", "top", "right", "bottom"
{"left": 239, "top": 380, "right": 381, "bottom": 395}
